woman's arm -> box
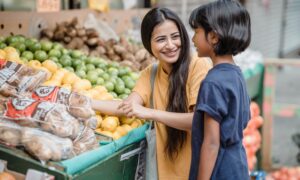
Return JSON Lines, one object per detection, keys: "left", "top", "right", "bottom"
{"left": 91, "top": 92, "right": 144, "bottom": 116}
{"left": 118, "top": 102, "right": 194, "bottom": 131}
{"left": 197, "top": 113, "right": 220, "bottom": 180}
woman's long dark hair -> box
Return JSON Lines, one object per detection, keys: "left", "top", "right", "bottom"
{"left": 141, "top": 8, "right": 191, "bottom": 160}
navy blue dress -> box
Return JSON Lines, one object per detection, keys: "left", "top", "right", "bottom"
{"left": 189, "top": 63, "right": 250, "bottom": 180}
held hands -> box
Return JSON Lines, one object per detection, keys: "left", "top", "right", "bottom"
{"left": 118, "top": 99, "right": 151, "bottom": 119}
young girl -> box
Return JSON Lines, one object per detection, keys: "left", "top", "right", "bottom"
{"left": 92, "top": 8, "right": 211, "bottom": 179}
{"left": 188, "top": 1, "right": 251, "bottom": 179}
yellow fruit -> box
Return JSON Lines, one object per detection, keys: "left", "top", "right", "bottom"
{"left": 28, "top": 60, "right": 42, "bottom": 68}
{"left": 95, "top": 111, "right": 102, "bottom": 115}
{"left": 120, "top": 116, "right": 135, "bottom": 125}
{"left": 61, "top": 84, "right": 72, "bottom": 91}
{"left": 93, "top": 85, "right": 107, "bottom": 94}
{"left": 36, "top": 66, "right": 52, "bottom": 80}
{"left": 6, "top": 51, "right": 20, "bottom": 62}
{"left": 87, "top": 89, "right": 99, "bottom": 99}
{"left": 96, "top": 115, "right": 103, "bottom": 128}
{"left": 78, "top": 90, "right": 94, "bottom": 99}
{"left": 42, "top": 60, "right": 58, "bottom": 73}
{"left": 121, "top": 124, "right": 133, "bottom": 133}
{"left": 42, "top": 80, "right": 61, "bottom": 86}
{"left": 131, "top": 119, "right": 142, "bottom": 129}
{"left": 3, "top": 47, "right": 17, "bottom": 54}
{"left": 115, "top": 126, "right": 128, "bottom": 136}
{"left": 0, "top": 49, "right": 6, "bottom": 59}
{"left": 51, "top": 69, "right": 68, "bottom": 82}
{"left": 73, "top": 79, "right": 92, "bottom": 91}
{"left": 101, "top": 116, "right": 119, "bottom": 132}
{"left": 112, "top": 131, "right": 122, "bottom": 140}
{"left": 96, "top": 93, "right": 114, "bottom": 100}
{"left": 96, "top": 130, "right": 113, "bottom": 137}
{"left": 62, "top": 72, "right": 79, "bottom": 85}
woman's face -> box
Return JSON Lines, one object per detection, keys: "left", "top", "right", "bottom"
{"left": 192, "top": 27, "right": 211, "bottom": 57}
{"left": 151, "top": 20, "right": 181, "bottom": 65}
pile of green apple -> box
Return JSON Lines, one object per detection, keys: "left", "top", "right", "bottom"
{"left": 0, "top": 35, "right": 140, "bottom": 99}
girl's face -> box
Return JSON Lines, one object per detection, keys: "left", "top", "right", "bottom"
{"left": 151, "top": 20, "right": 181, "bottom": 66}
{"left": 192, "top": 28, "right": 212, "bottom": 57}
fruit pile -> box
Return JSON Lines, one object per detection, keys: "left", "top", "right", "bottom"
{"left": 266, "top": 167, "right": 300, "bottom": 180}
{"left": 243, "top": 102, "right": 264, "bottom": 171}
{"left": 95, "top": 115, "right": 144, "bottom": 140}
{"left": 0, "top": 47, "right": 145, "bottom": 141}
{"left": 40, "top": 17, "right": 156, "bottom": 71}
{"left": 0, "top": 35, "right": 139, "bottom": 99}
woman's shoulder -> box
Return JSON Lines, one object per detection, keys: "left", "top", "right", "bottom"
{"left": 189, "top": 55, "right": 212, "bottom": 73}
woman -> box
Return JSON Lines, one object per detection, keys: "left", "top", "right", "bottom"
{"left": 92, "top": 7, "right": 211, "bottom": 179}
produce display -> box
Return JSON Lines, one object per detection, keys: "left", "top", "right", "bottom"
{"left": 243, "top": 102, "right": 264, "bottom": 171}
{"left": 95, "top": 116, "right": 144, "bottom": 140}
{"left": 266, "top": 167, "right": 300, "bottom": 180}
{"left": 0, "top": 119, "right": 22, "bottom": 147}
{"left": 32, "top": 86, "right": 95, "bottom": 119}
{"left": 21, "top": 127, "right": 74, "bottom": 161}
{"left": 0, "top": 58, "right": 48, "bottom": 98}
{"left": 0, "top": 35, "right": 140, "bottom": 99}
{"left": 40, "top": 18, "right": 156, "bottom": 71}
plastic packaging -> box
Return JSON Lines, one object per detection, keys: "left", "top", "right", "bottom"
{"left": 32, "top": 86, "right": 95, "bottom": 119}
{"left": 21, "top": 127, "right": 73, "bottom": 161}
{"left": 0, "top": 97, "right": 81, "bottom": 139}
{"left": 0, "top": 60, "right": 47, "bottom": 97}
{"left": 73, "top": 125, "right": 99, "bottom": 155}
{"left": 0, "top": 119, "right": 22, "bottom": 146}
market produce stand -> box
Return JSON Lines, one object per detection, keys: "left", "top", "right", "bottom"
{"left": 0, "top": 123, "right": 148, "bottom": 180}
{"left": 261, "top": 59, "right": 300, "bottom": 171}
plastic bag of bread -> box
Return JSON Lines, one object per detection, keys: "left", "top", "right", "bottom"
{"left": 0, "top": 97, "right": 80, "bottom": 139}
{"left": 21, "top": 127, "right": 74, "bottom": 161}
{"left": 0, "top": 119, "right": 22, "bottom": 146}
{"left": 0, "top": 60, "right": 48, "bottom": 97}
{"left": 73, "top": 125, "right": 99, "bottom": 155}
{"left": 31, "top": 86, "right": 95, "bottom": 119}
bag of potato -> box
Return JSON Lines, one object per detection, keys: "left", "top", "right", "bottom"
{"left": 0, "top": 119, "right": 22, "bottom": 147}
{"left": 0, "top": 97, "right": 80, "bottom": 139}
{"left": 73, "top": 125, "right": 99, "bottom": 155}
{"left": 21, "top": 127, "right": 74, "bottom": 161}
{"left": 32, "top": 86, "right": 95, "bottom": 119}
{"left": 0, "top": 59, "right": 48, "bottom": 97}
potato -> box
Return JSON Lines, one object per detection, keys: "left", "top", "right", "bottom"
{"left": 113, "top": 45, "right": 126, "bottom": 55}
{"left": 0, "top": 130, "right": 21, "bottom": 146}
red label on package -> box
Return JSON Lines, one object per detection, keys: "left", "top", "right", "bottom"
{"left": 4, "top": 98, "right": 39, "bottom": 119}
{"left": 32, "top": 86, "right": 59, "bottom": 102}
{"left": 0, "top": 59, "right": 7, "bottom": 69}
{"left": 32, "top": 86, "right": 71, "bottom": 104}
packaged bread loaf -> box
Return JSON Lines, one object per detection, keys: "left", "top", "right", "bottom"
{"left": 0, "top": 119, "right": 22, "bottom": 146}
{"left": 0, "top": 97, "right": 80, "bottom": 139}
{"left": 32, "top": 86, "right": 95, "bottom": 119}
{"left": 21, "top": 127, "right": 74, "bottom": 161}
{"left": 73, "top": 125, "right": 99, "bottom": 155}
{"left": 0, "top": 60, "right": 47, "bottom": 97}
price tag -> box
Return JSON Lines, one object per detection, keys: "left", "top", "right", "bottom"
{"left": 37, "top": 0, "right": 60, "bottom": 12}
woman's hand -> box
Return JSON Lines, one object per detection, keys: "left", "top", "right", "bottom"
{"left": 118, "top": 100, "right": 151, "bottom": 119}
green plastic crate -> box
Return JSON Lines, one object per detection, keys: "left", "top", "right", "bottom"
{"left": 0, "top": 142, "right": 141, "bottom": 180}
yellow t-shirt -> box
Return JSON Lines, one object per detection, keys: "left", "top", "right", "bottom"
{"left": 133, "top": 57, "right": 212, "bottom": 180}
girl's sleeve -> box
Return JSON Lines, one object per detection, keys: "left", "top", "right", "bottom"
{"left": 196, "top": 82, "right": 228, "bottom": 123}
{"left": 132, "top": 65, "right": 152, "bottom": 107}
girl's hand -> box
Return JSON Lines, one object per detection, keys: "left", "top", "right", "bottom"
{"left": 118, "top": 101, "right": 151, "bottom": 119}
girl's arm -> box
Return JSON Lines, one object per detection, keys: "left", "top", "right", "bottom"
{"left": 91, "top": 92, "right": 144, "bottom": 116}
{"left": 197, "top": 113, "right": 220, "bottom": 180}
{"left": 118, "top": 101, "right": 194, "bottom": 131}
